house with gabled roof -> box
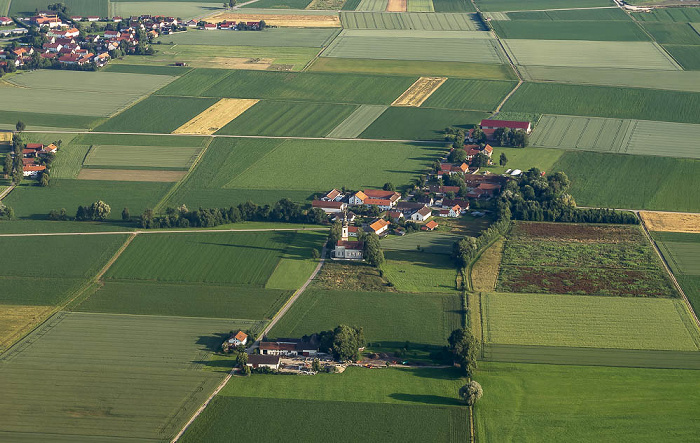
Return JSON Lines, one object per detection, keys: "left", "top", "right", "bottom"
{"left": 321, "top": 188, "right": 342, "bottom": 201}
{"left": 312, "top": 200, "right": 346, "bottom": 214}
{"left": 422, "top": 220, "right": 439, "bottom": 231}
{"left": 228, "top": 331, "right": 248, "bottom": 347}
{"left": 368, "top": 218, "right": 390, "bottom": 236}
{"left": 410, "top": 205, "right": 432, "bottom": 222}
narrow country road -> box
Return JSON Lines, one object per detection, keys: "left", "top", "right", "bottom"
{"left": 0, "top": 183, "right": 15, "bottom": 200}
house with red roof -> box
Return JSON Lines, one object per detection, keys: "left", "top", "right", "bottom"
{"left": 368, "top": 218, "right": 390, "bottom": 236}
{"left": 0, "top": 17, "right": 13, "bottom": 26}
{"left": 421, "top": 220, "right": 439, "bottom": 231}
{"left": 227, "top": 331, "right": 248, "bottom": 347}
{"left": 480, "top": 119, "right": 531, "bottom": 134}
{"left": 312, "top": 200, "right": 346, "bottom": 214}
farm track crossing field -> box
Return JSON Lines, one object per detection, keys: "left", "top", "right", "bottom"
{"left": 503, "top": 82, "right": 700, "bottom": 124}
{"left": 663, "top": 45, "right": 700, "bottom": 70}
{"left": 481, "top": 292, "right": 700, "bottom": 351}
{"left": 502, "top": 39, "right": 680, "bottom": 70}
{"left": 491, "top": 20, "right": 650, "bottom": 41}
{"left": 0, "top": 70, "right": 176, "bottom": 117}
{"left": 322, "top": 30, "right": 507, "bottom": 64}
{"left": 106, "top": 231, "right": 296, "bottom": 286}
{"left": 360, "top": 107, "right": 487, "bottom": 140}
{"left": 407, "top": 0, "right": 434, "bottom": 12}
{"left": 0, "top": 312, "right": 253, "bottom": 441}
{"left": 421, "top": 78, "right": 516, "bottom": 110}
{"left": 383, "top": 251, "right": 458, "bottom": 293}
{"left": 77, "top": 169, "right": 187, "bottom": 182}
{"left": 83, "top": 145, "right": 202, "bottom": 169}
{"left": 392, "top": 76, "right": 447, "bottom": 107}
{"left": 531, "top": 115, "right": 700, "bottom": 159}
{"left": 157, "top": 28, "right": 340, "bottom": 47}
{"left": 507, "top": 8, "right": 629, "bottom": 20}
{"left": 339, "top": 11, "right": 484, "bottom": 30}
{"left": 215, "top": 100, "right": 358, "bottom": 137}
{"left": 641, "top": 212, "right": 700, "bottom": 234}
{"left": 95, "top": 96, "right": 219, "bottom": 133}
{"left": 475, "top": 0, "right": 614, "bottom": 11}
{"left": 173, "top": 98, "right": 259, "bottom": 135}
{"left": 270, "top": 288, "right": 463, "bottom": 347}
{"left": 326, "top": 104, "right": 388, "bottom": 138}
{"left": 633, "top": 7, "right": 700, "bottom": 22}
{"left": 476, "top": 362, "right": 700, "bottom": 442}
{"left": 641, "top": 22, "right": 700, "bottom": 45}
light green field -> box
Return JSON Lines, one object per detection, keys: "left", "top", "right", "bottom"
{"left": 519, "top": 65, "right": 700, "bottom": 93}
{"left": 531, "top": 115, "right": 700, "bottom": 160}
{"left": 326, "top": 104, "right": 388, "bottom": 138}
{"left": 632, "top": 7, "right": 700, "bottom": 22}
{"left": 507, "top": 8, "right": 629, "bottom": 20}
{"left": 421, "top": 79, "right": 516, "bottom": 111}
{"left": 502, "top": 39, "right": 681, "bottom": 70}
{"left": 486, "top": 146, "right": 563, "bottom": 174}
{"left": 10, "top": 0, "right": 108, "bottom": 16}
{"left": 340, "top": 11, "right": 483, "bottom": 30}
{"left": 322, "top": 30, "right": 507, "bottom": 63}
{"left": 157, "top": 28, "right": 339, "bottom": 47}
{"left": 492, "top": 19, "right": 650, "bottom": 41}
{"left": 111, "top": 1, "right": 223, "bottom": 18}
{"left": 407, "top": 0, "right": 434, "bottom": 12}
{"left": 657, "top": 241, "right": 700, "bottom": 276}
{"left": 356, "top": 0, "right": 388, "bottom": 11}
{"left": 481, "top": 292, "right": 700, "bottom": 351}
{"left": 381, "top": 231, "right": 462, "bottom": 254}
{"left": 475, "top": 0, "right": 614, "bottom": 11}
{"left": 383, "top": 251, "right": 458, "bottom": 293}
{"left": 0, "top": 312, "right": 248, "bottom": 441}
{"left": 1, "top": 70, "right": 175, "bottom": 117}
{"left": 0, "top": 0, "right": 9, "bottom": 14}
{"left": 83, "top": 145, "right": 202, "bottom": 169}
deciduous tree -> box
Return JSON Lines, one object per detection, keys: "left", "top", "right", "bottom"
{"left": 459, "top": 381, "right": 483, "bottom": 406}
{"left": 448, "top": 328, "right": 479, "bottom": 376}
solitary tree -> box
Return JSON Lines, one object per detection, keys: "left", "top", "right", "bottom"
{"left": 363, "top": 233, "right": 384, "bottom": 268}
{"left": 331, "top": 325, "right": 365, "bottom": 362}
{"left": 471, "top": 153, "right": 490, "bottom": 168}
{"left": 39, "top": 171, "right": 50, "bottom": 187}
{"left": 459, "top": 381, "right": 483, "bottom": 406}
{"left": 448, "top": 328, "right": 480, "bottom": 376}
{"left": 15, "top": 120, "right": 25, "bottom": 132}
{"left": 312, "top": 358, "right": 321, "bottom": 372}
{"left": 499, "top": 152, "right": 508, "bottom": 167}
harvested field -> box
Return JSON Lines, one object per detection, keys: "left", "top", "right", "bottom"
{"left": 326, "top": 104, "right": 388, "bottom": 138}
{"left": 392, "top": 76, "right": 447, "bottom": 107}
{"left": 205, "top": 12, "right": 341, "bottom": 27}
{"left": 386, "top": 0, "right": 406, "bottom": 11}
{"left": 77, "top": 169, "right": 187, "bottom": 182}
{"left": 340, "top": 11, "right": 484, "bottom": 30}
{"left": 0, "top": 131, "right": 11, "bottom": 142}
{"left": 471, "top": 238, "right": 504, "bottom": 292}
{"left": 173, "top": 98, "right": 259, "bottom": 135}
{"left": 0, "top": 305, "right": 54, "bottom": 351}
{"left": 641, "top": 211, "right": 700, "bottom": 234}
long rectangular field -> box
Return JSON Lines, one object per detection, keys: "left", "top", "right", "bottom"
{"left": 359, "top": 107, "right": 487, "bottom": 140}
{"left": 475, "top": 0, "right": 615, "bottom": 11}
{"left": 326, "top": 104, "right": 388, "bottom": 138}
{"left": 491, "top": 20, "right": 650, "bottom": 41}
{"left": 83, "top": 145, "right": 202, "bottom": 169}
{"left": 157, "top": 28, "right": 340, "bottom": 47}
{"left": 420, "top": 79, "right": 516, "bottom": 111}
{"left": 339, "top": 11, "right": 484, "bottom": 30}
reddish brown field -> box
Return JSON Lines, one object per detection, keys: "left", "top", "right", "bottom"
{"left": 512, "top": 222, "right": 643, "bottom": 243}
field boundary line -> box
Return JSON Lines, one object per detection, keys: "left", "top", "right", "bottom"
{"left": 0, "top": 226, "right": 329, "bottom": 238}
{"left": 0, "top": 183, "right": 16, "bottom": 201}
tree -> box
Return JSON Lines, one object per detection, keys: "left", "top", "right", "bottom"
{"left": 383, "top": 182, "right": 395, "bottom": 192}
{"left": 329, "top": 220, "right": 342, "bottom": 245}
{"left": 15, "top": 121, "right": 25, "bottom": 132}
{"left": 5, "top": 206, "right": 14, "bottom": 220}
{"left": 241, "top": 364, "right": 251, "bottom": 376}
{"left": 448, "top": 148, "right": 467, "bottom": 164}
{"left": 121, "top": 207, "right": 130, "bottom": 221}
{"left": 311, "top": 248, "right": 320, "bottom": 259}
{"left": 452, "top": 236, "right": 477, "bottom": 268}
{"left": 235, "top": 351, "right": 248, "bottom": 367}
{"left": 88, "top": 200, "right": 111, "bottom": 221}
{"left": 459, "top": 381, "right": 483, "bottom": 406}
{"left": 259, "top": 20, "right": 266, "bottom": 30}
{"left": 312, "top": 358, "right": 321, "bottom": 372}
{"left": 470, "top": 127, "right": 486, "bottom": 144}
{"left": 448, "top": 328, "right": 480, "bottom": 376}
{"left": 3, "top": 153, "right": 11, "bottom": 178}
{"left": 499, "top": 152, "right": 508, "bottom": 167}
{"left": 511, "top": 130, "right": 529, "bottom": 148}
{"left": 363, "top": 233, "right": 384, "bottom": 268}
{"left": 471, "top": 153, "right": 489, "bottom": 168}
{"left": 39, "top": 171, "right": 50, "bottom": 187}
{"left": 331, "top": 325, "right": 365, "bottom": 362}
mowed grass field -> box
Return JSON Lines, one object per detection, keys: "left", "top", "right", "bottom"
{"left": 326, "top": 104, "right": 388, "bottom": 138}
{"left": 340, "top": 11, "right": 483, "bottom": 30}
{"left": 481, "top": 292, "right": 700, "bottom": 351}
{"left": 502, "top": 82, "right": 700, "bottom": 124}
{"left": 383, "top": 251, "right": 458, "bottom": 293}
{"left": 0, "top": 312, "right": 254, "bottom": 441}
{"left": 492, "top": 20, "right": 650, "bottom": 41}
{"left": 270, "top": 288, "right": 463, "bottom": 347}
{"left": 360, "top": 107, "right": 488, "bottom": 140}
{"left": 83, "top": 145, "right": 202, "bottom": 169}
{"left": 475, "top": 362, "right": 700, "bottom": 442}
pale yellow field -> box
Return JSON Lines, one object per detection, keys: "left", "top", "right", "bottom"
{"left": 0, "top": 131, "right": 12, "bottom": 142}
{"left": 471, "top": 238, "right": 504, "bottom": 292}
{"left": 386, "top": 0, "right": 407, "bottom": 12}
{"left": 0, "top": 305, "right": 54, "bottom": 350}
{"left": 640, "top": 211, "right": 700, "bottom": 234}
{"left": 78, "top": 169, "right": 187, "bottom": 182}
{"left": 206, "top": 13, "right": 341, "bottom": 27}
{"left": 173, "top": 98, "right": 259, "bottom": 135}
{"left": 392, "top": 76, "right": 447, "bottom": 107}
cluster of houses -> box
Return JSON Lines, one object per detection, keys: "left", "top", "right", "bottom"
{"left": 224, "top": 331, "right": 321, "bottom": 370}
{"left": 198, "top": 20, "right": 264, "bottom": 31}
{"left": 0, "top": 17, "right": 28, "bottom": 37}
{"left": 21, "top": 143, "right": 56, "bottom": 177}
{"left": 471, "top": 119, "right": 532, "bottom": 141}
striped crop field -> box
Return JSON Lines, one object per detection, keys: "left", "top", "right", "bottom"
{"left": 421, "top": 78, "right": 516, "bottom": 111}
{"left": 506, "top": 8, "right": 630, "bottom": 20}
{"left": 531, "top": 115, "right": 700, "bottom": 160}
{"left": 633, "top": 7, "right": 700, "bottom": 22}
{"left": 339, "top": 11, "right": 484, "bottom": 30}
{"left": 491, "top": 20, "right": 650, "bottom": 41}
{"left": 326, "top": 104, "right": 388, "bottom": 138}
{"left": 83, "top": 145, "right": 202, "bottom": 169}
{"left": 407, "top": 0, "right": 434, "bottom": 12}
{"left": 475, "top": 0, "right": 614, "bottom": 12}
{"left": 657, "top": 241, "right": 700, "bottom": 276}
{"left": 502, "top": 39, "right": 681, "bottom": 70}
{"left": 356, "top": 0, "right": 388, "bottom": 10}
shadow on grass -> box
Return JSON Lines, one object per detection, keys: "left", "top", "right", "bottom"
{"left": 389, "top": 393, "right": 462, "bottom": 407}
{"left": 196, "top": 332, "right": 230, "bottom": 352}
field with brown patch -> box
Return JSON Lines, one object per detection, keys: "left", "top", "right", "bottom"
{"left": 173, "top": 98, "right": 259, "bottom": 135}
{"left": 78, "top": 169, "right": 187, "bottom": 182}
{"left": 0, "top": 305, "right": 54, "bottom": 350}
{"left": 205, "top": 13, "right": 341, "bottom": 27}
{"left": 386, "top": 0, "right": 407, "bottom": 12}
{"left": 512, "top": 221, "right": 644, "bottom": 243}
{"left": 392, "top": 76, "right": 447, "bottom": 107}
{"left": 640, "top": 211, "right": 700, "bottom": 234}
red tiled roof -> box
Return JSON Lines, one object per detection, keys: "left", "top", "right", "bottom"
{"left": 336, "top": 240, "right": 364, "bottom": 249}
{"left": 424, "top": 220, "right": 438, "bottom": 230}
{"left": 24, "top": 165, "right": 46, "bottom": 172}
{"left": 364, "top": 198, "right": 392, "bottom": 206}
{"left": 369, "top": 219, "right": 389, "bottom": 232}
{"left": 234, "top": 331, "right": 247, "bottom": 342}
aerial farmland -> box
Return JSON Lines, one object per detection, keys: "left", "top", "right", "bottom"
{"left": 1, "top": 0, "right": 699, "bottom": 441}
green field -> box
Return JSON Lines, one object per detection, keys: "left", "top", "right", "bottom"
{"left": 407, "top": 0, "right": 434, "bottom": 11}
{"left": 241, "top": 0, "right": 312, "bottom": 8}
{"left": 502, "top": 39, "right": 680, "bottom": 70}
{"left": 481, "top": 292, "right": 700, "bottom": 351}
{"left": 155, "top": 68, "right": 231, "bottom": 97}
{"left": 157, "top": 28, "right": 339, "bottom": 47}
{"left": 5, "top": 179, "right": 172, "bottom": 220}
{"left": 339, "top": 11, "right": 483, "bottom": 30}
{"left": 356, "top": 0, "right": 388, "bottom": 11}
{"left": 507, "top": 8, "right": 629, "bottom": 20}
{"left": 656, "top": 235, "right": 700, "bottom": 312}
{"left": 641, "top": 22, "right": 700, "bottom": 44}
{"left": 503, "top": 82, "right": 700, "bottom": 124}
{"left": 106, "top": 231, "right": 297, "bottom": 286}
{"left": 421, "top": 79, "right": 516, "bottom": 111}
{"left": 0, "top": 110, "right": 100, "bottom": 131}
{"left": 270, "top": 288, "right": 463, "bottom": 347}
{"left": 94, "top": 96, "right": 219, "bottom": 133}
{"left": 326, "top": 104, "right": 388, "bottom": 138}
{"left": 76, "top": 281, "right": 290, "bottom": 319}
{"left": 1, "top": 70, "right": 176, "bottom": 117}
{"left": 72, "top": 132, "right": 210, "bottom": 147}
{"left": 633, "top": 7, "right": 700, "bottom": 22}
{"left": 552, "top": 151, "right": 700, "bottom": 213}
{"left": 663, "top": 44, "right": 700, "bottom": 70}
{"left": 360, "top": 107, "right": 487, "bottom": 140}
{"left": 383, "top": 251, "right": 458, "bottom": 293}
{"left": 475, "top": 362, "right": 700, "bottom": 442}
{"left": 382, "top": 231, "right": 461, "bottom": 254}
{"left": 486, "top": 146, "right": 563, "bottom": 174}
{"left": 223, "top": 138, "right": 443, "bottom": 191}
{"left": 83, "top": 145, "right": 202, "bottom": 169}
{"left": 0, "top": 312, "right": 251, "bottom": 441}
{"left": 322, "top": 30, "right": 507, "bottom": 64}
{"left": 102, "top": 64, "right": 192, "bottom": 76}
{"left": 475, "top": 0, "right": 613, "bottom": 11}
{"left": 492, "top": 20, "right": 650, "bottom": 41}
{"left": 9, "top": 0, "right": 108, "bottom": 15}
{"left": 111, "top": 1, "right": 224, "bottom": 19}
{"left": 216, "top": 100, "right": 358, "bottom": 137}
{"left": 433, "top": 0, "right": 475, "bottom": 11}
{"left": 531, "top": 115, "right": 700, "bottom": 159}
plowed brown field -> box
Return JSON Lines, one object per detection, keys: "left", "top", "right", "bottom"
{"left": 386, "top": 0, "right": 407, "bottom": 12}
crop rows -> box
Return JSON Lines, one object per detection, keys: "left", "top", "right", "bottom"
{"left": 340, "top": 11, "right": 483, "bottom": 30}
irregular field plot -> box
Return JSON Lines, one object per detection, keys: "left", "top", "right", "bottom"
{"left": 270, "top": 288, "right": 463, "bottom": 346}
{"left": 0, "top": 312, "right": 251, "bottom": 441}
{"left": 383, "top": 250, "right": 457, "bottom": 293}
{"left": 392, "top": 76, "right": 447, "bottom": 107}
{"left": 476, "top": 362, "right": 700, "bottom": 443}
{"left": 173, "top": 98, "right": 259, "bottom": 135}
{"left": 341, "top": 12, "right": 482, "bottom": 30}
{"left": 360, "top": 107, "right": 487, "bottom": 140}
{"left": 322, "top": 30, "right": 506, "bottom": 63}
{"left": 0, "top": 70, "right": 175, "bottom": 117}
{"left": 83, "top": 145, "right": 202, "bottom": 169}
{"left": 481, "top": 292, "right": 700, "bottom": 351}
{"left": 215, "top": 100, "right": 358, "bottom": 137}
{"left": 421, "top": 78, "right": 516, "bottom": 111}
{"left": 641, "top": 211, "right": 700, "bottom": 234}
{"left": 492, "top": 20, "right": 649, "bottom": 41}
{"left": 502, "top": 39, "right": 680, "bottom": 70}
{"left": 0, "top": 305, "right": 53, "bottom": 350}
{"left": 77, "top": 169, "right": 187, "bottom": 182}
{"left": 157, "top": 28, "right": 339, "bottom": 47}
{"left": 106, "top": 231, "right": 296, "bottom": 285}
{"left": 471, "top": 238, "right": 504, "bottom": 292}
{"left": 326, "top": 104, "right": 388, "bottom": 138}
